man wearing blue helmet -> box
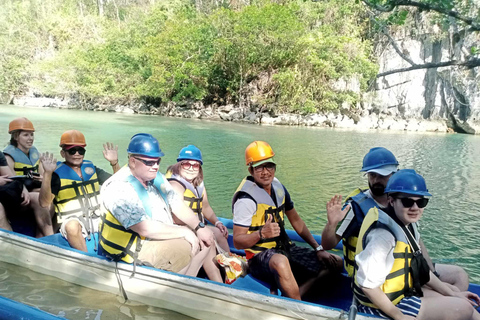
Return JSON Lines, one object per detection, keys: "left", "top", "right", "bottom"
{"left": 353, "top": 169, "right": 480, "bottom": 320}
{"left": 321, "top": 147, "right": 399, "bottom": 277}
{"left": 322, "top": 148, "right": 469, "bottom": 291}
{"left": 99, "top": 134, "right": 220, "bottom": 281}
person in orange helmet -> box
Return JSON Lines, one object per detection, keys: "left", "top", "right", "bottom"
{"left": 38, "top": 130, "right": 120, "bottom": 251}
{"left": 3, "top": 117, "right": 53, "bottom": 237}
{"left": 232, "top": 141, "right": 342, "bottom": 300}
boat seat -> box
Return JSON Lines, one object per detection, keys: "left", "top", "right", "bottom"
{"left": 38, "top": 232, "right": 103, "bottom": 259}
{"left": 231, "top": 274, "right": 280, "bottom": 295}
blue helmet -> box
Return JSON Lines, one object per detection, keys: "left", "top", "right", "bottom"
{"left": 360, "top": 147, "right": 399, "bottom": 172}
{"left": 384, "top": 169, "right": 432, "bottom": 197}
{"left": 127, "top": 133, "right": 164, "bottom": 158}
{"left": 177, "top": 145, "right": 203, "bottom": 165}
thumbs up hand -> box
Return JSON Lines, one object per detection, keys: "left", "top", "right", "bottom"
{"left": 262, "top": 214, "right": 280, "bottom": 239}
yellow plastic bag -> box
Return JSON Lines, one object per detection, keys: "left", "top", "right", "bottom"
{"left": 215, "top": 243, "right": 248, "bottom": 284}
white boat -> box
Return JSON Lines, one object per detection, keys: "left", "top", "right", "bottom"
{"left": 0, "top": 218, "right": 478, "bottom": 320}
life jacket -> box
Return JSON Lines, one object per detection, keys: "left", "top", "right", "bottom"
{"left": 232, "top": 176, "right": 287, "bottom": 260}
{"left": 3, "top": 145, "right": 40, "bottom": 176}
{"left": 165, "top": 171, "right": 205, "bottom": 223}
{"left": 53, "top": 160, "right": 101, "bottom": 226}
{"left": 99, "top": 172, "right": 169, "bottom": 264}
{"left": 353, "top": 207, "right": 418, "bottom": 308}
{"left": 342, "top": 188, "right": 379, "bottom": 277}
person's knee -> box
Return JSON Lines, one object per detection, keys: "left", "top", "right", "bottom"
{"left": 269, "top": 254, "right": 291, "bottom": 275}
{"left": 64, "top": 220, "right": 82, "bottom": 236}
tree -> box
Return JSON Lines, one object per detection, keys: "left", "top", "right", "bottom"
{"left": 361, "top": 0, "right": 480, "bottom": 76}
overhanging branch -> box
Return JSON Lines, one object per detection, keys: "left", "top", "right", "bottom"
{"left": 377, "top": 58, "right": 480, "bottom": 77}
{"left": 363, "top": 0, "right": 480, "bottom": 31}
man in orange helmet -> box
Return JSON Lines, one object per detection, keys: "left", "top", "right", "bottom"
{"left": 232, "top": 141, "right": 342, "bottom": 300}
{"left": 38, "top": 130, "right": 120, "bottom": 251}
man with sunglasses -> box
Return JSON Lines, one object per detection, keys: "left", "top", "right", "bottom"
{"left": 321, "top": 147, "right": 399, "bottom": 277}
{"left": 232, "top": 141, "right": 342, "bottom": 300}
{"left": 39, "top": 130, "right": 120, "bottom": 251}
{"left": 322, "top": 147, "right": 469, "bottom": 292}
{"left": 99, "top": 134, "right": 218, "bottom": 279}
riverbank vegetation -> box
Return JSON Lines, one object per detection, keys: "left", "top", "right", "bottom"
{"left": 0, "top": 0, "right": 377, "bottom": 113}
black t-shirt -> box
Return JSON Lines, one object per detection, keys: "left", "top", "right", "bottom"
{"left": 50, "top": 164, "right": 111, "bottom": 195}
{"left": 0, "top": 151, "right": 8, "bottom": 167}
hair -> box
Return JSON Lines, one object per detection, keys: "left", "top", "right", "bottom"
{"left": 9, "top": 131, "right": 21, "bottom": 147}
{"left": 167, "top": 161, "right": 203, "bottom": 187}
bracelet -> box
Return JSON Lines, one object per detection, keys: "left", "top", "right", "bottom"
{"left": 215, "top": 220, "right": 223, "bottom": 227}
{"left": 314, "top": 244, "right": 324, "bottom": 252}
{"left": 110, "top": 161, "right": 118, "bottom": 166}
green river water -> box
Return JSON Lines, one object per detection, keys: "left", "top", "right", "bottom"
{"left": 0, "top": 104, "right": 479, "bottom": 319}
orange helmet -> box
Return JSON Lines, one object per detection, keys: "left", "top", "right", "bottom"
{"left": 59, "top": 130, "right": 86, "bottom": 147}
{"left": 8, "top": 117, "right": 35, "bottom": 134}
{"left": 245, "top": 141, "right": 275, "bottom": 166}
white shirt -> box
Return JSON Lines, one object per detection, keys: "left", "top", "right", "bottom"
{"left": 355, "top": 228, "right": 396, "bottom": 288}
{"left": 101, "top": 166, "right": 182, "bottom": 229}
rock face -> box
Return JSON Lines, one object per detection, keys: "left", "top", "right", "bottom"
{"left": 363, "top": 12, "right": 480, "bottom": 134}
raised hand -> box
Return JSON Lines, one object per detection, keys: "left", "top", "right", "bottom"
{"left": 103, "top": 142, "right": 118, "bottom": 165}
{"left": 326, "top": 195, "right": 351, "bottom": 225}
{"left": 40, "top": 152, "right": 58, "bottom": 174}
{"left": 262, "top": 214, "right": 280, "bottom": 239}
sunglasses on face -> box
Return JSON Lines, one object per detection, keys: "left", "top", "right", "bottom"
{"left": 397, "top": 197, "right": 429, "bottom": 209}
{"left": 64, "top": 147, "right": 86, "bottom": 156}
{"left": 133, "top": 157, "right": 161, "bottom": 167}
{"left": 181, "top": 162, "right": 201, "bottom": 171}
{"left": 253, "top": 163, "right": 276, "bottom": 173}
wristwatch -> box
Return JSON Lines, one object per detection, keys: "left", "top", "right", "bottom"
{"left": 314, "top": 244, "right": 324, "bottom": 252}
{"left": 194, "top": 222, "right": 206, "bottom": 232}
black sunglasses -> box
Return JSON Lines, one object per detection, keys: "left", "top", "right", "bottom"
{"left": 134, "top": 157, "right": 161, "bottom": 167}
{"left": 64, "top": 147, "right": 86, "bottom": 156}
{"left": 397, "top": 197, "right": 429, "bottom": 209}
{"left": 253, "top": 163, "right": 276, "bottom": 173}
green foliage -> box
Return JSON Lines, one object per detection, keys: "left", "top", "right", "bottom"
{"left": 1, "top": 0, "right": 378, "bottom": 113}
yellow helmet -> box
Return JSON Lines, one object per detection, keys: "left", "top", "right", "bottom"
{"left": 245, "top": 141, "right": 275, "bottom": 166}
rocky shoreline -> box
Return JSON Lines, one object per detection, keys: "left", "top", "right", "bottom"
{"left": 11, "top": 95, "right": 457, "bottom": 134}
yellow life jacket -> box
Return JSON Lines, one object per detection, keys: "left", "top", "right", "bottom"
{"left": 353, "top": 207, "right": 416, "bottom": 308}
{"left": 342, "top": 187, "right": 378, "bottom": 277}
{"left": 53, "top": 160, "right": 101, "bottom": 225}
{"left": 99, "top": 172, "right": 169, "bottom": 263}
{"left": 3, "top": 145, "right": 40, "bottom": 175}
{"left": 232, "top": 176, "right": 287, "bottom": 259}
{"left": 166, "top": 171, "right": 205, "bottom": 222}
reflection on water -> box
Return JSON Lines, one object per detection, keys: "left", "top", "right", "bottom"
{"left": 1, "top": 105, "right": 480, "bottom": 315}
{"left": 0, "top": 261, "right": 192, "bottom": 319}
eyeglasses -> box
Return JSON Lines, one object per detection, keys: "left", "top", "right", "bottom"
{"left": 133, "top": 157, "right": 161, "bottom": 167}
{"left": 181, "top": 162, "right": 201, "bottom": 171}
{"left": 397, "top": 197, "right": 429, "bottom": 209}
{"left": 64, "top": 147, "right": 86, "bottom": 156}
{"left": 253, "top": 163, "right": 276, "bottom": 173}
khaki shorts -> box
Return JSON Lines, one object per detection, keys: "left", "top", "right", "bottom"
{"left": 138, "top": 238, "right": 192, "bottom": 272}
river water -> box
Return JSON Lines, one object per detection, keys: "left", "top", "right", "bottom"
{"left": 0, "top": 104, "right": 479, "bottom": 318}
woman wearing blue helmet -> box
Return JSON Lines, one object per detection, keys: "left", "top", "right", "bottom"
{"left": 167, "top": 145, "right": 230, "bottom": 253}
{"left": 353, "top": 169, "right": 480, "bottom": 320}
